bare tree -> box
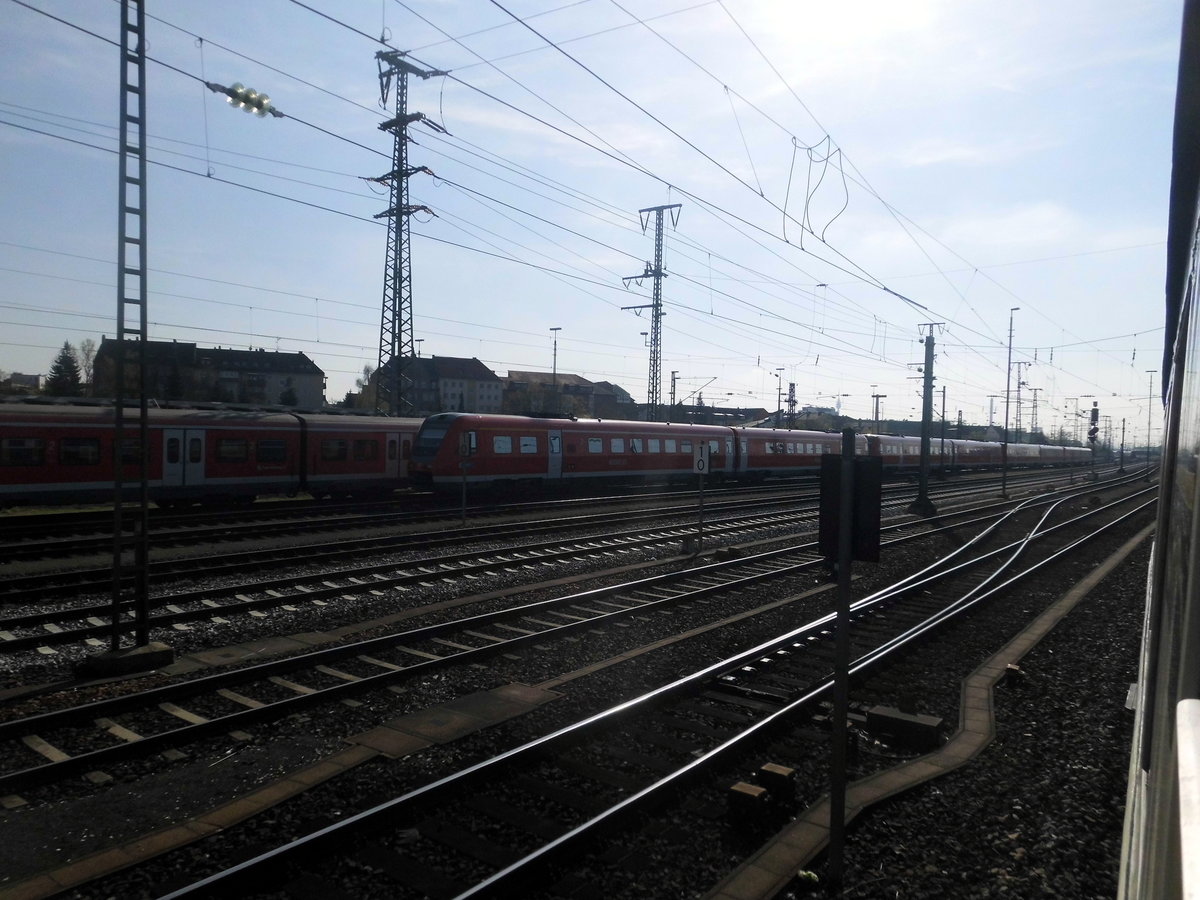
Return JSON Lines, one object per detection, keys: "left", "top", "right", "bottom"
{"left": 76, "top": 338, "right": 97, "bottom": 394}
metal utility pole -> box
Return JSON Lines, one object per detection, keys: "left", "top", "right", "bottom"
{"left": 872, "top": 391, "right": 886, "bottom": 432}
{"left": 939, "top": 385, "right": 946, "bottom": 479}
{"left": 1013, "top": 361, "right": 1031, "bottom": 442}
{"left": 1030, "top": 387, "right": 1042, "bottom": 440}
{"left": 1002, "top": 308, "right": 1018, "bottom": 498}
{"left": 373, "top": 50, "right": 445, "bottom": 416}
{"left": 1145, "top": 370, "right": 1157, "bottom": 480}
{"left": 623, "top": 203, "right": 681, "bottom": 421}
{"left": 787, "top": 381, "right": 796, "bottom": 429}
{"left": 111, "top": 0, "right": 151, "bottom": 651}
{"left": 909, "top": 323, "right": 941, "bottom": 516}
{"left": 669, "top": 370, "right": 678, "bottom": 423}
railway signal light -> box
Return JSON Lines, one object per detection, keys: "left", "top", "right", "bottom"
{"left": 1091, "top": 402, "right": 1099, "bottom": 425}
{"left": 1088, "top": 426, "right": 1100, "bottom": 443}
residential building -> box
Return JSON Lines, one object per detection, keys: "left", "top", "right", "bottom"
{"left": 93, "top": 339, "right": 326, "bottom": 407}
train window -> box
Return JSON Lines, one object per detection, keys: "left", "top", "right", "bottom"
{"left": 167, "top": 437, "right": 180, "bottom": 465}
{"left": 353, "top": 440, "right": 378, "bottom": 461}
{"left": 648, "top": 439, "right": 660, "bottom": 453}
{"left": 0, "top": 438, "right": 45, "bottom": 466}
{"left": 786, "top": 443, "right": 795, "bottom": 454}
{"left": 630, "top": 438, "right": 643, "bottom": 454}
{"left": 610, "top": 438, "right": 625, "bottom": 453}
{"left": 709, "top": 440, "right": 719, "bottom": 455}
{"left": 764, "top": 442, "right": 774, "bottom": 455}
{"left": 217, "top": 439, "right": 249, "bottom": 463}
{"left": 549, "top": 435, "right": 561, "bottom": 454}
{"left": 188, "top": 438, "right": 202, "bottom": 464}
{"left": 321, "top": 440, "right": 348, "bottom": 461}
{"left": 120, "top": 438, "right": 144, "bottom": 464}
{"left": 60, "top": 438, "right": 101, "bottom": 466}
{"left": 257, "top": 440, "right": 287, "bottom": 463}
{"left": 520, "top": 436, "right": 538, "bottom": 454}
{"left": 493, "top": 435, "right": 513, "bottom": 454}
{"left": 588, "top": 437, "right": 603, "bottom": 453}
{"left": 681, "top": 440, "right": 692, "bottom": 453}
{"left": 664, "top": 439, "right": 677, "bottom": 453}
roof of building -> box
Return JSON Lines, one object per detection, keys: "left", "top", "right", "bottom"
{"left": 505, "top": 370, "right": 594, "bottom": 388}
{"left": 97, "top": 338, "right": 324, "bottom": 375}
{"left": 382, "top": 356, "right": 502, "bottom": 383}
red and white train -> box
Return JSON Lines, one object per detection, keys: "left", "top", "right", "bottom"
{"left": 409, "top": 412, "right": 1093, "bottom": 490}
{"left": 0, "top": 403, "right": 421, "bottom": 507}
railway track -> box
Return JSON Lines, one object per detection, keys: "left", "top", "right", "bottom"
{"left": 138, "top": 483, "right": 1154, "bottom": 899}
{"left": 0, "top": 479, "right": 1152, "bottom": 807}
{"left": 0, "top": 467, "right": 1097, "bottom": 568}
{"left": 0, "top": 470, "right": 1126, "bottom": 655}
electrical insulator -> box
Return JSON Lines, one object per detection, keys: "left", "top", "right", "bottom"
{"left": 225, "top": 83, "right": 275, "bottom": 117}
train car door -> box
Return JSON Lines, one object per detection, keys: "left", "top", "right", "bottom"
{"left": 162, "top": 429, "right": 206, "bottom": 487}
{"left": 548, "top": 430, "right": 563, "bottom": 479}
{"left": 385, "top": 431, "right": 402, "bottom": 479}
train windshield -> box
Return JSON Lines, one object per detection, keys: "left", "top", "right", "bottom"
{"left": 412, "top": 422, "right": 453, "bottom": 457}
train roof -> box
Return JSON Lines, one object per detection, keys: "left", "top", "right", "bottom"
{"left": 0, "top": 401, "right": 420, "bottom": 430}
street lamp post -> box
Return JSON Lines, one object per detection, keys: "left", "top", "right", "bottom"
{"left": 550, "top": 327, "right": 561, "bottom": 414}
{"left": 1002, "top": 307, "right": 1018, "bottom": 499}
{"left": 775, "top": 368, "right": 785, "bottom": 428}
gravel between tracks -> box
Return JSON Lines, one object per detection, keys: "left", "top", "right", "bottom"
{"left": 0, "top": 498, "right": 1152, "bottom": 899}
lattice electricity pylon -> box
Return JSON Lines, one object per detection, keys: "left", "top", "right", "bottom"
{"left": 373, "top": 50, "right": 445, "bottom": 416}
{"left": 622, "top": 203, "right": 681, "bottom": 421}
{"left": 111, "top": 0, "right": 152, "bottom": 649}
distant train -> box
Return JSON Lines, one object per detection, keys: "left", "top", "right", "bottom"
{"left": 0, "top": 403, "right": 421, "bottom": 507}
{"left": 409, "top": 412, "right": 1092, "bottom": 490}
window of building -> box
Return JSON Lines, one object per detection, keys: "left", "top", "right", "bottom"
{"left": 0, "top": 438, "right": 45, "bottom": 466}
{"left": 217, "top": 439, "right": 249, "bottom": 463}
{"left": 493, "top": 435, "right": 513, "bottom": 454}
{"left": 60, "top": 438, "right": 101, "bottom": 465}
{"left": 321, "top": 440, "right": 348, "bottom": 462}
{"left": 520, "top": 436, "right": 538, "bottom": 454}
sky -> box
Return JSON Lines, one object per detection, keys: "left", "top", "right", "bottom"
{"left": 0, "top": 0, "right": 1182, "bottom": 446}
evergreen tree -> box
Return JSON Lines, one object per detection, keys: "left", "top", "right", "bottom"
{"left": 44, "top": 342, "right": 82, "bottom": 396}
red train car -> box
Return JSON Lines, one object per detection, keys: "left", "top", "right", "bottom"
{"left": 410, "top": 413, "right": 1092, "bottom": 490}
{"left": 0, "top": 402, "right": 421, "bottom": 507}
{"left": 410, "top": 413, "right": 740, "bottom": 489}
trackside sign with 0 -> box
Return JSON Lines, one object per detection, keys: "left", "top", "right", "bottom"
{"left": 693, "top": 442, "right": 710, "bottom": 474}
